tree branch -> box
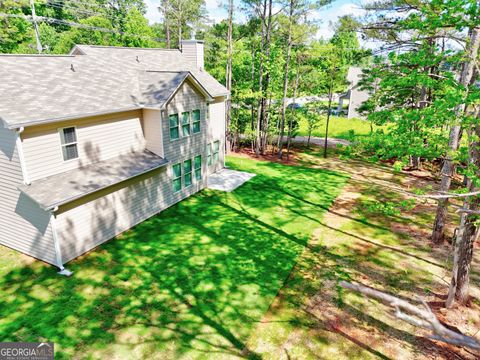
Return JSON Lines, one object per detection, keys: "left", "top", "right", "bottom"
{"left": 340, "top": 281, "right": 480, "bottom": 350}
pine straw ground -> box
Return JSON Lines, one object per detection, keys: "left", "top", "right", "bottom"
{"left": 236, "top": 146, "right": 480, "bottom": 359}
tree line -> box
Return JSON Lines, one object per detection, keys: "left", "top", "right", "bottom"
{"left": 355, "top": 0, "right": 480, "bottom": 309}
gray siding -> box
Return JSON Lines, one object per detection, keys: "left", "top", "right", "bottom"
{"left": 143, "top": 109, "right": 164, "bottom": 157}
{"left": 55, "top": 80, "right": 225, "bottom": 264}
{"left": 22, "top": 111, "right": 145, "bottom": 182}
{"left": 0, "top": 124, "right": 57, "bottom": 265}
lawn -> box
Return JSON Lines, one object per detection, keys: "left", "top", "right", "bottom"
{"left": 0, "top": 157, "right": 348, "bottom": 359}
{"left": 243, "top": 148, "right": 480, "bottom": 359}
{"left": 297, "top": 115, "right": 374, "bottom": 140}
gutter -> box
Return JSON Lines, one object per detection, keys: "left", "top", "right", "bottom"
{"left": 49, "top": 206, "right": 73, "bottom": 276}
{"left": 7, "top": 106, "right": 145, "bottom": 130}
{"left": 18, "top": 158, "right": 170, "bottom": 212}
{"left": 15, "top": 127, "right": 31, "bottom": 185}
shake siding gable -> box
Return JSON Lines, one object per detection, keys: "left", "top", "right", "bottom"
{"left": 0, "top": 125, "right": 57, "bottom": 265}
{"left": 22, "top": 111, "right": 145, "bottom": 182}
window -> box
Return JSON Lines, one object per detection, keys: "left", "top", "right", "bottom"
{"left": 59, "top": 127, "right": 79, "bottom": 161}
{"left": 184, "top": 159, "right": 192, "bottom": 187}
{"left": 194, "top": 155, "right": 202, "bottom": 181}
{"left": 181, "top": 112, "right": 190, "bottom": 137}
{"left": 172, "top": 163, "right": 182, "bottom": 192}
{"left": 192, "top": 109, "right": 201, "bottom": 133}
{"left": 213, "top": 140, "right": 220, "bottom": 163}
{"left": 207, "top": 143, "right": 212, "bottom": 165}
{"left": 206, "top": 104, "right": 210, "bottom": 121}
{"left": 169, "top": 114, "right": 179, "bottom": 140}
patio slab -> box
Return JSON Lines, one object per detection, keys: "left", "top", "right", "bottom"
{"left": 207, "top": 168, "right": 256, "bottom": 192}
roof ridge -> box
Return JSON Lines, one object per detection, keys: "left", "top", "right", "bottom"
{"left": 79, "top": 45, "right": 181, "bottom": 52}
{"left": 0, "top": 54, "right": 75, "bottom": 57}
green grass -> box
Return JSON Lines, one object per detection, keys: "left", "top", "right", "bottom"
{"left": 297, "top": 115, "right": 373, "bottom": 140}
{"left": 0, "top": 157, "right": 348, "bottom": 359}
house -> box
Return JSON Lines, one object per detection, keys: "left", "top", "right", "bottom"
{"left": 337, "top": 67, "right": 371, "bottom": 119}
{"left": 0, "top": 41, "right": 228, "bottom": 274}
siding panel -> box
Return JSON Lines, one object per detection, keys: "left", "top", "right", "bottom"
{"left": 0, "top": 124, "right": 57, "bottom": 265}
{"left": 22, "top": 111, "right": 145, "bottom": 182}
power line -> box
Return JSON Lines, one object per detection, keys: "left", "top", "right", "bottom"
{"left": 43, "top": 2, "right": 105, "bottom": 18}
{"left": 0, "top": 13, "right": 165, "bottom": 43}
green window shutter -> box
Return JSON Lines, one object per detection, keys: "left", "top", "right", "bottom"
{"left": 194, "top": 155, "right": 202, "bottom": 180}
{"left": 182, "top": 112, "right": 190, "bottom": 137}
{"left": 192, "top": 109, "right": 201, "bottom": 133}
{"left": 169, "top": 114, "right": 179, "bottom": 140}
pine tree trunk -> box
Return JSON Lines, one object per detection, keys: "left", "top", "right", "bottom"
{"left": 432, "top": 27, "right": 480, "bottom": 244}
{"left": 277, "top": 0, "right": 294, "bottom": 159}
{"left": 259, "top": 0, "right": 273, "bottom": 155}
{"left": 286, "top": 56, "right": 301, "bottom": 160}
{"left": 225, "top": 0, "right": 233, "bottom": 152}
{"left": 255, "top": 0, "right": 267, "bottom": 156}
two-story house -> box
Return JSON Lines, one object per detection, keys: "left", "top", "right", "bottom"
{"left": 0, "top": 41, "right": 228, "bottom": 274}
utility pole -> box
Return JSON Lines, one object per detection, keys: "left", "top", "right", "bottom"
{"left": 29, "top": 0, "right": 42, "bottom": 54}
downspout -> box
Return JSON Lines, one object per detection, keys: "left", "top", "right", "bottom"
{"left": 15, "top": 127, "right": 31, "bottom": 185}
{"left": 50, "top": 206, "right": 73, "bottom": 276}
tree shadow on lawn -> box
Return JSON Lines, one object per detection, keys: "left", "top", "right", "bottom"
{"left": 0, "top": 159, "right": 348, "bottom": 359}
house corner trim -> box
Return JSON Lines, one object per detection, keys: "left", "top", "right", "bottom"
{"left": 15, "top": 127, "right": 31, "bottom": 185}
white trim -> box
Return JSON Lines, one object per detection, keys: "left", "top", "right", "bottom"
{"left": 50, "top": 208, "right": 64, "bottom": 269}
{"left": 15, "top": 127, "right": 31, "bottom": 185}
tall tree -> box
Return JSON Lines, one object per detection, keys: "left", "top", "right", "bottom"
{"left": 445, "top": 26, "right": 480, "bottom": 307}
{"left": 432, "top": 25, "right": 480, "bottom": 244}
{"left": 225, "top": 0, "right": 234, "bottom": 151}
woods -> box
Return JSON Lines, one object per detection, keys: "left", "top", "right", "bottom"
{"left": 1, "top": 0, "right": 480, "bottom": 355}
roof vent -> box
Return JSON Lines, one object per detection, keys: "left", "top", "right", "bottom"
{"left": 70, "top": 63, "right": 75, "bottom": 72}
{"left": 136, "top": 55, "right": 140, "bottom": 63}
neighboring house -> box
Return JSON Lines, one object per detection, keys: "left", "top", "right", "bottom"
{"left": 0, "top": 41, "right": 228, "bottom": 273}
{"left": 337, "top": 67, "right": 371, "bottom": 119}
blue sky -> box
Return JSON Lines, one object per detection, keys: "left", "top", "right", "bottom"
{"left": 144, "top": 0, "right": 366, "bottom": 40}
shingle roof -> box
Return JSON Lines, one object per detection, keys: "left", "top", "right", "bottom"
{"left": 18, "top": 149, "right": 168, "bottom": 211}
{"left": 0, "top": 45, "right": 228, "bottom": 129}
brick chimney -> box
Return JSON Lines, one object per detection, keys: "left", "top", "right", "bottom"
{"left": 181, "top": 40, "right": 204, "bottom": 70}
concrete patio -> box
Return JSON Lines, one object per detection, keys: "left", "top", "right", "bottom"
{"left": 207, "top": 168, "right": 256, "bottom": 192}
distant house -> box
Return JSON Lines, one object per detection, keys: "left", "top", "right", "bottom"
{"left": 337, "top": 67, "right": 371, "bottom": 119}
{"left": 0, "top": 41, "right": 228, "bottom": 272}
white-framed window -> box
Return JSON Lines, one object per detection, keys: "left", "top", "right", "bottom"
{"left": 213, "top": 140, "right": 220, "bottom": 163}
{"left": 172, "top": 163, "right": 182, "bottom": 192}
{"left": 181, "top": 111, "right": 191, "bottom": 137}
{"left": 59, "top": 127, "right": 79, "bottom": 161}
{"left": 183, "top": 159, "right": 193, "bottom": 187}
{"left": 194, "top": 155, "right": 202, "bottom": 181}
{"left": 207, "top": 143, "right": 212, "bottom": 165}
{"left": 169, "top": 114, "right": 180, "bottom": 140}
{"left": 192, "top": 109, "right": 201, "bottom": 133}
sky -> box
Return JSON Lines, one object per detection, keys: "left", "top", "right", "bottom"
{"left": 144, "top": 0, "right": 367, "bottom": 41}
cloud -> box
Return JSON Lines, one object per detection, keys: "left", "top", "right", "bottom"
{"left": 145, "top": 0, "right": 162, "bottom": 24}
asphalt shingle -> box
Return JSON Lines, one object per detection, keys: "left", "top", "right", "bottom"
{"left": 0, "top": 45, "right": 228, "bottom": 129}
